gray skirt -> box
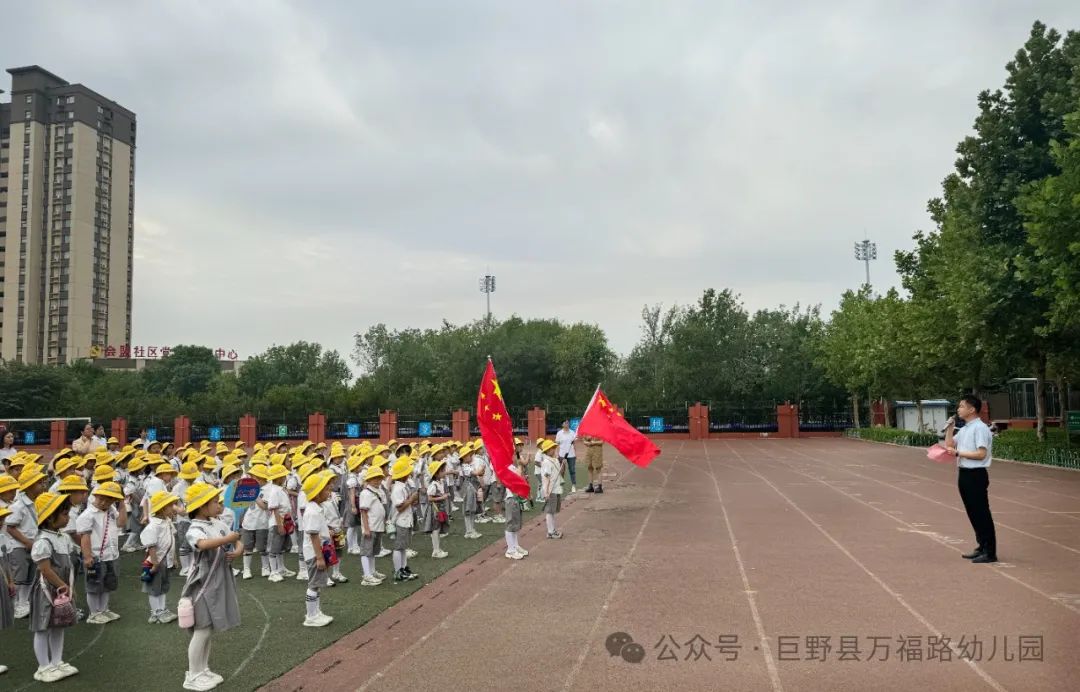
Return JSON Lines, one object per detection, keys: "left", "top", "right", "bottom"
{"left": 126, "top": 498, "right": 143, "bottom": 534}
{"left": 393, "top": 526, "right": 412, "bottom": 551}
{"left": 30, "top": 552, "right": 73, "bottom": 633}
{"left": 8, "top": 546, "right": 35, "bottom": 585}
{"left": 418, "top": 502, "right": 435, "bottom": 534}
{"left": 84, "top": 559, "right": 118, "bottom": 594}
{"left": 544, "top": 494, "right": 562, "bottom": 515}
{"left": 0, "top": 558, "right": 14, "bottom": 628}
{"left": 305, "top": 558, "right": 330, "bottom": 589}
{"left": 463, "top": 479, "right": 480, "bottom": 516}
{"left": 504, "top": 498, "right": 523, "bottom": 532}
{"left": 142, "top": 564, "right": 171, "bottom": 596}
{"left": 181, "top": 546, "right": 240, "bottom": 632}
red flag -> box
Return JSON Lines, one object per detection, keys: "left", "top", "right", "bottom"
{"left": 577, "top": 387, "right": 660, "bottom": 467}
{"left": 476, "top": 359, "right": 531, "bottom": 499}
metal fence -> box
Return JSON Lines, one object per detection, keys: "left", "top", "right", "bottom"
{"left": 707, "top": 403, "right": 778, "bottom": 433}
{"left": 129, "top": 419, "right": 176, "bottom": 443}
{"left": 624, "top": 408, "right": 690, "bottom": 434}
{"left": 798, "top": 407, "right": 854, "bottom": 432}
{"left": 396, "top": 413, "right": 452, "bottom": 439}
{"left": 327, "top": 419, "right": 381, "bottom": 440}
{"left": 255, "top": 420, "right": 309, "bottom": 441}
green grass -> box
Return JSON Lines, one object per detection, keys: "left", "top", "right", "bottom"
{"left": 844, "top": 426, "right": 939, "bottom": 447}
{"left": 846, "top": 426, "right": 1080, "bottom": 470}
{"left": 0, "top": 480, "right": 566, "bottom": 690}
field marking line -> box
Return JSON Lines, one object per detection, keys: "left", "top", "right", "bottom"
{"left": 231, "top": 589, "right": 272, "bottom": 680}
{"left": 12, "top": 626, "right": 106, "bottom": 692}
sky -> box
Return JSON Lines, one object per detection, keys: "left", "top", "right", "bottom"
{"left": 3, "top": 1, "right": 1079, "bottom": 368}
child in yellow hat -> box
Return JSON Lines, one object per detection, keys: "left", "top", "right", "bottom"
{"left": 240, "top": 466, "right": 271, "bottom": 581}
{"left": 30, "top": 492, "right": 78, "bottom": 682}
{"left": 425, "top": 458, "right": 450, "bottom": 559}
{"left": 263, "top": 465, "right": 296, "bottom": 583}
{"left": 539, "top": 440, "right": 564, "bottom": 539}
{"left": 140, "top": 491, "right": 180, "bottom": 624}
{"left": 356, "top": 465, "right": 388, "bottom": 586}
{"left": 119, "top": 456, "right": 148, "bottom": 554}
{"left": 174, "top": 461, "right": 201, "bottom": 577}
{"left": 76, "top": 481, "right": 127, "bottom": 625}
{"left": 0, "top": 502, "right": 15, "bottom": 674}
{"left": 179, "top": 483, "right": 243, "bottom": 690}
{"left": 502, "top": 445, "right": 529, "bottom": 560}
{"left": 389, "top": 459, "right": 420, "bottom": 582}
{"left": 458, "top": 445, "right": 482, "bottom": 539}
{"left": 299, "top": 471, "right": 335, "bottom": 627}
{"left": 6, "top": 465, "right": 48, "bottom": 618}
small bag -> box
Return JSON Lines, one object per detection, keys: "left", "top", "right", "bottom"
{"left": 43, "top": 567, "right": 77, "bottom": 628}
{"left": 178, "top": 545, "right": 223, "bottom": 629}
{"left": 436, "top": 510, "right": 449, "bottom": 524}
{"left": 321, "top": 539, "right": 339, "bottom": 566}
{"left": 282, "top": 513, "right": 296, "bottom": 536}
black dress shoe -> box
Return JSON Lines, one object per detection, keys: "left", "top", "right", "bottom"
{"left": 585, "top": 484, "right": 594, "bottom": 493}
{"left": 961, "top": 549, "right": 984, "bottom": 559}
{"left": 971, "top": 554, "right": 998, "bottom": 564}
{"left": 595, "top": 485, "right": 603, "bottom": 494}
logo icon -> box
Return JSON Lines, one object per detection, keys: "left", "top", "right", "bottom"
{"left": 606, "top": 632, "right": 645, "bottom": 664}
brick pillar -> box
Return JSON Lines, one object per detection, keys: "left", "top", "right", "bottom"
{"left": 50, "top": 420, "right": 67, "bottom": 451}
{"left": 980, "top": 400, "right": 991, "bottom": 424}
{"left": 527, "top": 407, "right": 546, "bottom": 443}
{"left": 870, "top": 399, "right": 886, "bottom": 427}
{"left": 379, "top": 411, "right": 398, "bottom": 443}
{"left": 307, "top": 412, "right": 326, "bottom": 445}
{"left": 451, "top": 409, "right": 470, "bottom": 442}
{"left": 776, "top": 403, "right": 799, "bottom": 438}
{"left": 174, "top": 416, "right": 191, "bottom": 448}
{"left": 689, "top": 402, "right": 710, "bottom": 440}
{"left": 110, "top": 417, "right": 128, "bottom": 446}
{"left": 239, "top": 414, "right": 257, "bottom": 449}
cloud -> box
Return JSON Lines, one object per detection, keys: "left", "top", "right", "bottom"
{"left": 3, "top": 0, "right": 1077, "bottom": 366}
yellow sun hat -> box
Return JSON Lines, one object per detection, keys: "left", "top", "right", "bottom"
{"left": 215, "top": 442, "right": 229, "bottom": 454}
{"left": 128, "top": 458, "right": 147, "bottom": 473}
{"left": 363, "top": 465, "right": 385, "bottom": 482}
{"left": 390, "top": 458, "right": 413, "bottom": 481}
{"left": 53, "top": 448, "right": 74, "bottom": 463}
{"left": 296, "top": 463, "right": 317, "bottom": 482}
{"left": 346, "top": 455, "right": 364, "bottom": 472}
{"left": 149, "top": 490, "right": 180, "bottom": 515}
{"left": 302, "top": 470, "right": 334, "bottom": 500}
{"left": 248, "top": 464, "right": 269, "bottom": 480}
{"left": 540, "top": 439, "right": 557, "bottom": 453}
{"left": 57, "top": 474, "right": 89, "bottom": 492}
{"left": 0, "top": 474, "right": 20, "bottom": 494}
{"left": 369, "top": 454, "right": 389, "bottom": 469}
{"left": 427, "top": 460, "right": 446, "bottom": 478}
{"left": 221, "top": 464, "right": 242, "bottom": 483}
{"left": 53, "top": 457, "right": 78, "bottom": 476}
{"left": 265, "top": 464, "right": 289, "bottom": 481}
{"left": 92, "top": 481, "right": 124, "bottom": 500}
{"left": 178, "top": 461, "right": 201, "bottom": 480}
{"left": 514, "top": 437, "right": 524, "bottom": 446}
{"left": 35, "top": 492, "right": 69, "bottom": 525}
{"left": 185, "top": 483, "right": 225, "bottom": 513}
{"left": 107, "top": 436, "right": 119, "bottom": 445}
{"left": 92, "top": 465, "right": 116, "bottom": 483}
{"left": 155, "top": 463, "right": 177, "bottom": 476}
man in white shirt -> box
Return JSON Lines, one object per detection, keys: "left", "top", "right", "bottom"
{"left": 945, "top": 395, "right": 998, "bottom": 563}
{"left": 555, "top": 421, "right": 578, "bottom": 493}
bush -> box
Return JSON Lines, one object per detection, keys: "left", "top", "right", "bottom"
{"left": 844, "top": 427, "right": 938, "bottom": 447}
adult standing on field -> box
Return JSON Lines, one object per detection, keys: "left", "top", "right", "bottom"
{"left": 944, "top": 394, "right": 998, "bottom": 564}
{"left": 583, "top": 436, "right": 604, "bottom": 493}
{"left": 72, "top": 423, "right": 102, "bottom": 455}
{"left": 555, "top": 421, "right": 578, "bottom": 493}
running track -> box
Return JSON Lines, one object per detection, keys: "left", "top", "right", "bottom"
{"left": 265, "top": 439, "right": 1079, "bottom": 691}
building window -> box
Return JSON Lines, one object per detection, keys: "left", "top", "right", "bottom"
{"left": 66, "top": 96, "right": 74, "bottom": 105}
{"left": 24, "top": 111, "right": 31, "bottom": 120}
{"left": 25, "top": 95, "right": 32, "bottom": 103}
{"left": 67, "top": 112, "right": 74, "bottom": 120}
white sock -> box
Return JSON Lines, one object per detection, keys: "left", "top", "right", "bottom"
{"left": 361, "top": 556, "right": 373, "bottom": 577}
{"left": 392, "top": 551, "right": 403, "bottom": 571}
{"left": 149, "top": 594, "right": 165, "bottom": 613}
{"left": 431, "top": 532, "right": 441, "bottom": 553}
{"left": 188, "top": 627, "right": 211, "bottom": 675}
{"left": 464, "top": 516, "right": 474, "bottom": 534}
{"left": 48, "top": 628, "right": 64, "bottom": 666}
{"left": 305, "top": 590, "right": 319, "bottom": 618}
{"left": 347, "top": 527, "right": 358, "bottom": 551}
{"left": 260, "top": 555, "right": 270, "bottom": 572}
{"left": 332, "top": 564, "right": 343, "bottom": 579}
{"left": 243, "top": 555, "right": 252, "bottom": 572}
{"left": 298, "top": 556, "right": 306, "bottom": 573}
{"left": 33, "top": 631, "right": 50, "bottom": 667}
{"left": 87, "top": 592, "right": 105, "bottom": 614}
{"left": 17, "top": 584, "right": 31, "bottom": 608}
{"left": 101, "top": 592, "right": 111, "bottom": 612}
{"left": 179, "top": 553, "right": 192, "bottom": 571}
{"left": 505, "top": 531, "right": 518, "bottom": 552}
{"left": 545, "top": 514, "right": 556, "bottom": 533}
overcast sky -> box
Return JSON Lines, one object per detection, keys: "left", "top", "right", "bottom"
{"left": 3, "top": 1, "right": 1078, "bottom": 367}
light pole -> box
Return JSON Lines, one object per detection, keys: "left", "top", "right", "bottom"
{"left": 479, "top": 274, "right": 496, "bottom": 323}
{"left": 854, "top": 239, "right": 877, "bottom": 287}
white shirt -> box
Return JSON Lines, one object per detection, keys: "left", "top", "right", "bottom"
{"left": 504, "top": 463, "right": 525, "bottom": 498}
{"left": 187, "top": 517, "right": 232, "bottom": 553}
{"left": 301, "top": 503, "right": 330, "bottom": 561}
{"left": 143, "top": 476, "right": 168, "bottom": 498}
{"left": 263, "top": 483, "right": 290, "bottom": 521}
{"left": 5, "top": 493, "right": 39, "bottom": 541}
{"left": 540, "top": 454, "right": 563, "bottom": 496}
{"left": 219, "top": 506, "right": 236, "bottom": 530}
{"left": 0, "top": 447, "right": 17, "bottom": 461}
{"left": 390, "top": 481, "right": 414, "bottom": 528}
{"left": 241, "top": 484, "right": 270, "bottom": 530}
{"left": 357, "top": 485, "right": 387, "bottom": 532}
{"left": 955, "top": 418, "right": 993, "bottom": 469}
{"left": 427, "top": 478, "right": 445, "bottom": 499}
{"left": 533, "top": 449, "right": 544, "bottom": 474}
{"left": 74, "top": 504, "right": 121, "bottom": 561}
{"left": 476, "top": 456, "right": 494, "bottom": 485}
{"left": 555, "top": 429, "right": 578, "bottom": 458}
{"left": 31, "top": 529, "right": 73, "bottom": 565}
{"left": 139, "top": 516, "right": 175, "bottom": 567}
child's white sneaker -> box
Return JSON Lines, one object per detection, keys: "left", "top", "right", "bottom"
{"left": 405, "top": 548, "right": 418, "bottom": 558}
{"left": 376, "top": 548, "right": 391, "bottom": 558}
{"left": 35, "top": 665, "right": 63, "bottom": 683}
{"left": 86, "top": 612, "right": 110, "bottom": 625}
{"left": 295, "top": 570, "right": 308, "bottom": 581}
{"left": 373, "top": 570, "right": 387, "bottom": 580}
{"left": 202, "top": 670, "right": 224, "bottom": 685}
{"left": 303, "top": 612, "right": 333, "bottom": 627}
{"left": 515, "top": 546, "right": 529, "bottom": 557}
{"left": 158, "top": 610, "right": 178, "bottom": 624}
{"left": 360, "top": 575, "right": 383, "bottom": 586}
{"left": 13, "top": 604, "right": 29, "bottom": 619}
{"left": 504, "top": 550, "right": 524, "bottom": 560}
{"left": 147, "top": 612, "right": 160, "bottom": 624}
{"left": 55, "top": 661, "right": 79, "bottom": 678}
{"left": 492, "top": 516, "right": 507, "bottom": 524}
{"left": 431, "top": 550, "right": 449, "bottom": 559}
{"left": 232, "top": 568, "right": 241, "bottom": 577}
{"left": 332, "top": 573, "right": 348, "bottom": 583}
{"left": 267, "top": 573, "right": 284, "bottom": 583}
{"left": 281, "top": 568, "right": 297, "bottom": 578}
{"left": 182, "top": 670, "right": 218, "bottom": 691}
{"left": 178, "top": 568, "right": 190, "bottom": 577}
{"left": 242, "top": 569, "right": 253, "bottom": 580}
{"left": 260, "top": 566, "right": 271, "bottom": 577}
{"left": 104, "top": 610, "right": 120, "bottom": 621}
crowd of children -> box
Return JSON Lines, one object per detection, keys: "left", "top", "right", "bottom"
{"left": 0, "top": 432, "right": 576, "bottom": 689}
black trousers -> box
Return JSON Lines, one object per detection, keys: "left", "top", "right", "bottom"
{"left": 958, "top": 467, "right": 997, "bottom": 557}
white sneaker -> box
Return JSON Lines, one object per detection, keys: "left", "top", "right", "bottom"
{"left": 86, "top": 612, "right": 110, "bottom": 625}
{"left": 303, "top": 613, "right": 333, "bottom": 627}
{"left": 377, "top": 548, "right": 391, "bottom": 558}
{"left": 14, "top": 604, "right": 29, "bottom": 619}
{"left": 104, "top": 610, "right": 121, "bottom": 621}
{"left": 475, "top": 516, "right": 490, "bottom": 524}
{"left": 504, "top": 550, "right": 524, "bottom": 560}
{"left": 55, "top": 661, "right": 79, "bottom": 678}
{"left": 33, "top": 665, "right": 54, "bottom": 682}
{"left": 492, "top": 516, "right": 507, "bottom": 524}
{"left": 179, "top": 568, "right": 190, "bottom": 577}
{"left": 515, "top": 546, "right": 529, "bottom": 557}
{"left": 36, "top": 665, "right": 64, "bottom": 683}
{"left": 432, "top": 550, "right": 449, "bottom": 559}
{"left": 183, "top": 670, "right": 218, "bottom": 691}
{"left": 373, "top": 570, "right": 387, "bottom": 580}
{"left": 571, "top": 485, "right": 576, "bottom": 493}
{"left": 148, "top": 612, "right": 161, "bottom": 624}
{"left": 332, "top": 573, "right": 348, "bottom": 583}
{"left": 260, "top": 566, "right": 271, "bottom": 577}
{"left": 282, "top": 568, "right": 297, "bottom": 577}
{"left": 296, "top": 570, "right": 308, "bottom": 581}
{"left": 348, "top": 547, "right": 362, "bottom": 555}
{"left": 202, "top": 670, "right": 224, "bottom": 685}
{"left": 405, "top": 548, "right": 418, "bottom": 558}
{"left": 242, "top": 569, "right": 253, "bottom": 580}
{"left": 267, "top": 573, "right": 284, "bottom": 583}
{"left": 360, "top": 575, "right": 383, "bottom": 586}
{"left": 317, "top": 611, "right": 334, "bottom": 624}
{"left": 0, "top": 664, "right": 8, "bottom": 674}
{"left": 232, "top": 568, "right": 241, "bottom": 577}
{"left": 158, "top": 610, "right": 178, "bottom": 624}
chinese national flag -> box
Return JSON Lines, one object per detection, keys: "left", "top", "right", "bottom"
{"left": 476, "top": 359, "right": 531, "bottom": 499}
{"left": 577, "top": 387, "right": 661, "bottom": 467}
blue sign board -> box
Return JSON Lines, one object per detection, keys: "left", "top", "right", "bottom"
{"left": 570, "top": 418, "right": 581, "bottom": 432}
{"left": 23, "top": 431, "right": 35, "bottom": 445}
{"left": 347, "top": 423, "right": 360, "bottom": 438}
{"left": 208, "top": 426, "right": 223, "bottom": 442}
{"left": 417, "top": 421, "right": 433, "bottom": 438}
{"left": 145, "top": 428, "right": 157, "bottom": 442}
{"left": 649, "top": 417, "right": 665, "bottom": 433}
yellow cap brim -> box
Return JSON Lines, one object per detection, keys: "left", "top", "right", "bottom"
{"left": 19, "top": 472, "right": 46, "bottom": 490}
{"left": 187, "top": 487, "right": 226, "bottom": 513}
{"left": 92, "top": 487, "right": 124, "bottom": 500}
{"left": 151, "top": 494, "right": 180, "bottom": 515}
{"left": 36, "top": 494, "right": 68, "bottom": 525}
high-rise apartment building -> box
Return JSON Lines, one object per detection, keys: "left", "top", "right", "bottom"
{"left": 0, "top": 65, "right": 135, "bottom": 364}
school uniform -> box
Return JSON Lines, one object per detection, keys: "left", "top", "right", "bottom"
{"left": 173, "top": 479, "right": 193, "bottom": 561}
{"left": 504, "top": 464, "right": 525, "bottom": 532}
{"left": 0, "top": 525, "right": 14, "bottom": 628}
{"left": 461, "top": 461, "right": 480, "bottom": 516}
{"left": 425, "top": 478, "right": 450, "bottom": 534}
{"left": 356, "top": 486, "right": 386, "bottom": 557}
{"left": 181, "top": 519, "right": 240, "bottom": 632}
{"left": 541, "top": 454, "right": 564, "bottom": 514}
{"left": 123, "top": 475, "right": 145, "bottom": 543}
{"left": 139, "top": 516, "right": 174, "bottom": 597}
{"left": 265, "top": 483, "right": 292, "bottom": 555}
{"left": 240, "top": 485, "right": 270, "bottom": 553}
{"left": 5, "top": 493, "right": 38, "bottom": 587}
{"left": 301, "top": 503, "right": 331, "bottom": 589}
{"left": 344, "top": 473, "right": 361, "bottom": 528}
{"left": 29, "top": 529, "right": 74, "bottom": 633}
{"left": 390, "top": 480, "right": 414, "bottom": 551}
{"left": 74, "top": 504, "right": 121, "bottom": 596}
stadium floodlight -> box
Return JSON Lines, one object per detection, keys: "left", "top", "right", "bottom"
{"left": 854, "top": 239, "right": 877, "bottom": 287}
{"left": 479, "top": 274, "right": 496, "bottom": 322}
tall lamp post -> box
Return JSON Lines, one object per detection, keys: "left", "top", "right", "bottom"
{"left": 854, "top": 239, "right": 877, "bottom": 287}
{"left": 479, "top": 274, "right": 496, "bottom": 323}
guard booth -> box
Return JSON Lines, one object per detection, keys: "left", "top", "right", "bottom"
{"left": 894, "top": 400, "right": 950, "bottom": 434}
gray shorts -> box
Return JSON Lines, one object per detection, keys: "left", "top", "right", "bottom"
{"left": 393, "top": 526, "right": 411, "bottom": 551}
{"left": 305, "top": 558, "right": 330, "bottom": 589}
{"left": 544, "top": 494, "right": 562, "bottom": 515}
{"left": 268, "top": 529, "right": 292, "bottom": 556}
{"left": 8, "top": 547, "right": 35, "bottom": 585}
{"left": 504, "top": 499, "right": 523, "bottom": 532}
{"left": 358, "top": 532, "right": 383, "bottom": 557}
{"left": 142, "top": 564, "right": 171, "bottom": 597}
{"left": 490, "top": 482, "right": 506, "bottom": 504}
{"left": 84, "top": 559, "right": 118, "bottom": 595}
{"left": 242, "top": 528, "right": 268, "bottom": 553}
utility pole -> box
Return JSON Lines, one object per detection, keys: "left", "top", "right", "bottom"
{"left": 854, "top": 239, "right": 877, "bottom": 287}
